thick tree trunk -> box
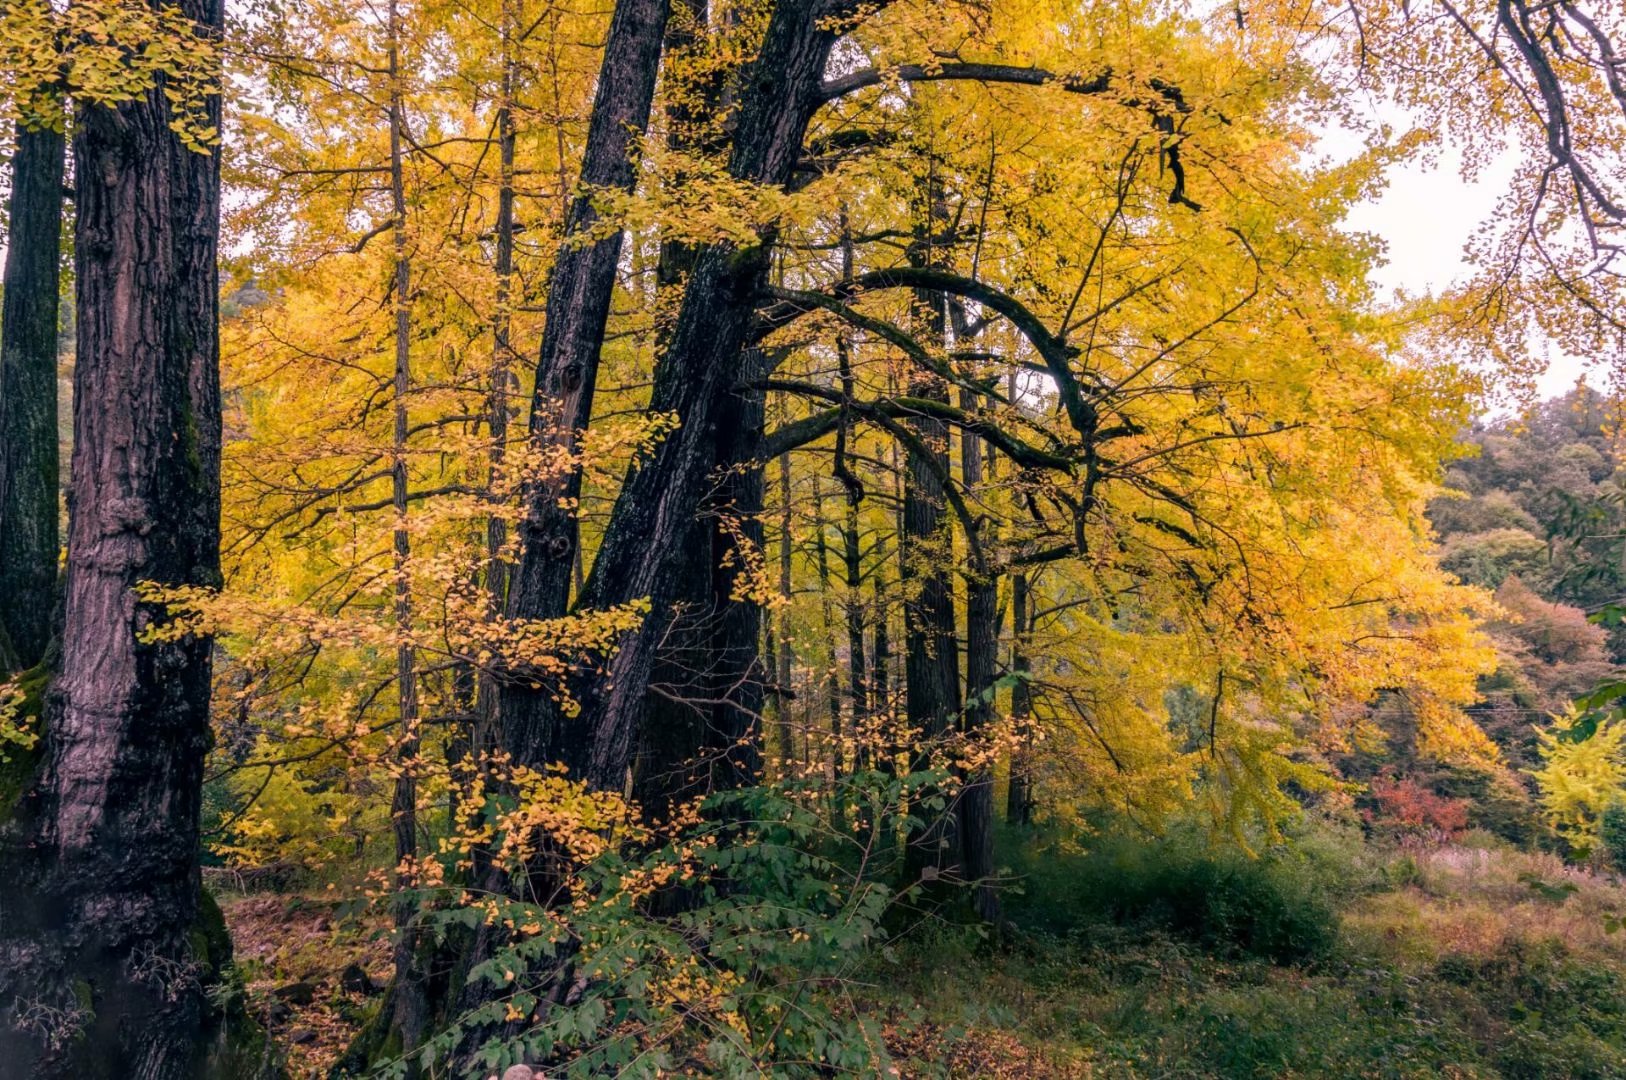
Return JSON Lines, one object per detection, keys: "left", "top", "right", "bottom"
{"left": 499, "top": 0, "right": 671, "bottom": 767}
{"left": 429, "top": 5, "right": 682, "bottom": 1060}
{"left": 702, "top": 354, "right": 768, "bottom": 793}
{"left": 634, "top": 6, "right": 767, "bottom": 818}
{"left": 445, "top": 1, "right": 866, "bottom": 1062}
{"left": 633, "top": 358, "right": 768, "bottom": 817}
{"left": 0, "top": 124, "right": 66, "bottom": 673}
{"left": 549, "top": 0, "right": 850, "bottom": 793}
{"left": 0, "top": 1, "right": 234, "bottom": 1071}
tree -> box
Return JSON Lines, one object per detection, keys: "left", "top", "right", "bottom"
{"left": 0, "top": 0, "right": 256, "bottom": 1073}
{"left": 112, "top": 0, "right": 1537, "bottom": 1069}
{"left": 1350, "top": 0, "right": 1626, "bottom": 387}
{"left": 0, "top": 123, "right": 65, "bottom": 674}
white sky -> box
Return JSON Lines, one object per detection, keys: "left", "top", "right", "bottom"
{"left": 1337, "top": 139, "right": 1589, "bottom": 402}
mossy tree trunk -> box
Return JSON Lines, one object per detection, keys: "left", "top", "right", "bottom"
{"left": 0, "top": 123, "right": 66, "bottom": 674}
{"left": 0, "top": 0, "right": 235, "bottom": 1072}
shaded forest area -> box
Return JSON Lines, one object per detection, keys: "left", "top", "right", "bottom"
{"left": 2, "top": 0, "right": 1626, "bottom": 1077}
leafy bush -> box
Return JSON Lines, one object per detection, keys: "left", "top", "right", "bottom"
{"left": 1009, "top": 826, "right": 1342, "bottom": 963}
{"left": 1436, "top": 939, "right": 1626, "bottom": 1080}
{"left": 1366, "top": 775, "right": 1471, "bottom": 840}
{"left": 356, "top": 764, "right": 947, "bottom": 1078}
{"left": 1601, "top": 800, "right": 1626, "bottom": 871}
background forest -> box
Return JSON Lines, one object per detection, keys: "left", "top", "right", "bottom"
{"left": 2, "top": 0, "right": 1626, "bottom": 1077}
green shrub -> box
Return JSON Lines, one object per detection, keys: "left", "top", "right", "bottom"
{"left": 1601, "top": 800, "right": 1626, "bottom": 872}
{"left": 1008, "top": 826, "right": 1341, "bottom": 963}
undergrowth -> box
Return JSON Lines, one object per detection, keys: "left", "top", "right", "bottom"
{"left": 868, "top": 823, "right": 1626, "bottom": 1079}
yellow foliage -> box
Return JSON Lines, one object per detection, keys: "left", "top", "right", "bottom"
{"left": 1531, "top": 709, "right": 1626, "bottom": 855}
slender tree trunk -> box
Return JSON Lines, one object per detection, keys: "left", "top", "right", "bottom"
{"left": 870, "top": 534, "right": 890, "bottom": 727}
{"left": 813, "top": 475, "right": 844, "bottom": 784}
{"left": 385, "top": 2, "right": 430, "bottom": 1056}
{"left": 1006, "top": 569, "right": 1034, "bottom": 824}
{"left": 476, "top": 0, "right": 518, "bottom": 762}
{"left": 0, "top": 123, "right": 66, "bottom": 673}
{"left": 0, "top": 0, "right": 235, "bottom": 1069}
{"left": 957, "top": 384, "right": 1000, "bottom": 921}
{"left": 774, "top": 450, "right": 795, "bottom": 768}
{"left": 835, "top": 216, "right": 869, "bottom": 769}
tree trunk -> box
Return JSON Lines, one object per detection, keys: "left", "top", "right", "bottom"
{"left": 957, "top": 385, "right": 1000, "bottom": 921}
{"left": 475, "top": 0, "right": 519, "bottom": 763}
{"left": 430, "top": 5, "right": 680, "bottom": 1058}
{"left": 632, "top": 364, "right": 768, "bottom": 817}
{"left": 1005, "top": 569, "right": 1034, "bottom": 824}
{"left": 553, "top": 0, "right": 851, "bottom": 793}
{"left": 813, "top": 474, "right": 845, "bottom": 785}
{"left": 498, "top": 0, "right": 671, "bottom": 767}
{"left": 902, "top": 272, "right": 962, "bottom": 883}
{"left": 773, "top": 450, "right": 795, "bottom": 768}
{"left": 385, "top": 0, "right": 430, "bottom": 1056}
{"left": 842, "top": 493, "right": 868, "bottom": 765}
{"left": 0, "top": 123, "right": 66, "bottom": 673}
{"left": 703, "top": 352, "right": 768, "bottom": 792}
{"left": 634, "top": 2, "right": 766, "bottom": 820}
{"left": 870, "top": 535, "right": 890, "bottom": 728}
{"left": 836, "top": 217, "right": 868, "bottom": 769}
{"left": 0, "top": 0, "right": 235, "bottom": 1069}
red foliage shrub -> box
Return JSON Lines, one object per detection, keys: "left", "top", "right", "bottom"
{"left": 1366, "top": 776, "right": 1471, "bottom": 839}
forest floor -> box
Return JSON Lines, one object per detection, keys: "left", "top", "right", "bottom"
{"left": 866, "top": 831, "right": 1626, "bottom": 1078}
{"left": 218, "top": 830, "right": 1626, "bottom": 1078}
{"left": 221, "top": 890, "right": 392, "bottom": 1077}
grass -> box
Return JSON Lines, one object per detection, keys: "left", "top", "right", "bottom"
{"left": 868, "top": 825, "right": 1626, "bottom": 1079}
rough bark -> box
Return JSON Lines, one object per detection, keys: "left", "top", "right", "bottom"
{"left": 426, "top": 5, "right": 676, "bottom": 1061}
{"left": 633, "top": 361, "right": 768, "bottom": 818}
{"left": 499, "top": 0, "right": 672, "bottom": 766}
{"left": 902, "top": 276, "right": 962, "bottom": 883}
{"left": 634, "top": 3, "right": 765, "bottom": 820}
{"left": 0, "top": 124, "right": 66, "bottom": 672}
{"left": 702, "top": 352, "right": 768, "bottom": 792}
{"left": 546, "top": 0, "right": 852, "bottom": 793}
{"left": 0, "top": 0, "right": 239, "bottom": 1071}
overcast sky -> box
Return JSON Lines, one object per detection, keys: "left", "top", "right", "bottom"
{"left": 1338, "top": 139, "right": 1589, "bottom": 403}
